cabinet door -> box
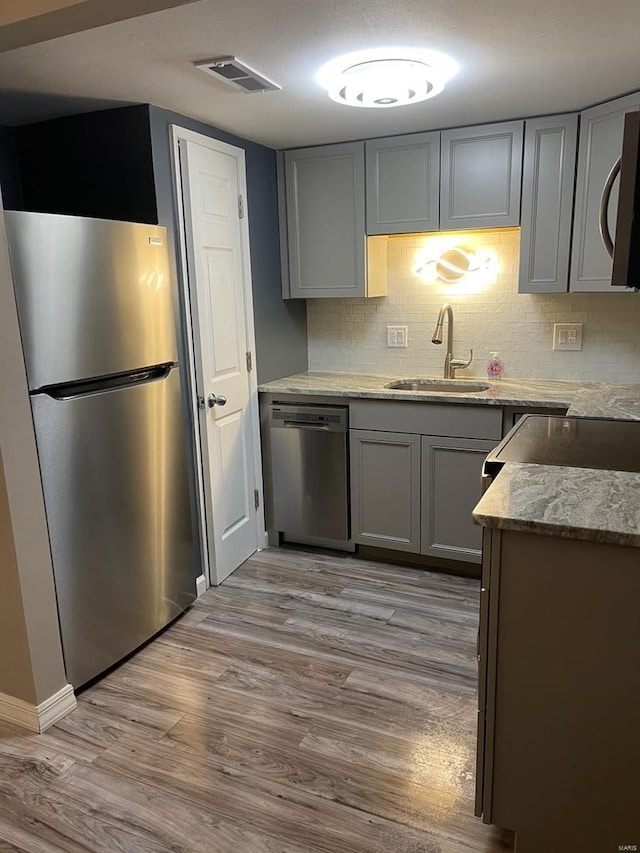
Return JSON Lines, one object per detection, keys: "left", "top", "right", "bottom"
{"left": 350, "top": 429, "right": 420, "bottom": 553}
{"left": 440, "top": 121, "right": 524, "bottom": 230}
{"left": 285, "top": 142, "right": 368, "bottom": 298}
{"left": 421, "top": 436, "right": 496, "bottom": 564}
{"left": 519, "top": 114, "right": 578, "bottom": 293}
{"left": 365, "top": 132, "right": 440, "bottom": 235}
{"left": 570, "top": 92, "right": 640, "bottom": 292}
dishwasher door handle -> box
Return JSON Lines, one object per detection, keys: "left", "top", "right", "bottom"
{"left": 281, "top": 421, "right": 331, "bottom": 431}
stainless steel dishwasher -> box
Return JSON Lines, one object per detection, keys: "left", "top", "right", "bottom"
{"left": 269, "top": 403, "right": 352, "bottom": 550}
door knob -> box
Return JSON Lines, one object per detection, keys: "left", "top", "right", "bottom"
{"left": 207, "top": 394, "right": 227, "bottom": 408}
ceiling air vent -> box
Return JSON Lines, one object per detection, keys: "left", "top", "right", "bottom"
{"left": 194, "top": 56, "right": 281, "bottom": 94}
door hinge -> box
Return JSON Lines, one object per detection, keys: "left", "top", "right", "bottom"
{"left": 238, "top": 194, "right": 245, "bottom": 219}
{"left": 246, "top": 351, "right": 253, "bottom": 372}
{"left": 254, "top": 489, "right": 260, "bottom": 510}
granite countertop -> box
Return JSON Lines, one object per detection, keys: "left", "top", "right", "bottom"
{"left": 259, "top": 370, "right": 640, "bottom": 420}
{"left": 568, "top": 384, "right": 640, "bottom": 420}
{"left": 473, "top": 462, "right": 640, "bottom": 547}
{"left": 259, "top": 370, "right": 577, "bottom": 408}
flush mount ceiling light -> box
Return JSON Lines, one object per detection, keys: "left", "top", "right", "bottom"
{"left": 316, "top": 48, "right": 458, "bottom": 109}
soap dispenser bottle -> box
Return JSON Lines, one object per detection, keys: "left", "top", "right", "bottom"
{"left": 486, "top": 352, "right": 504, "bottom": 380}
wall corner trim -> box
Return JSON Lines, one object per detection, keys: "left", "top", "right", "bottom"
{"left": 0, "top": 684, "right": 76, "bottom": 733}
{"left": 195, "top": 574, "right": 207, "bottom": 597}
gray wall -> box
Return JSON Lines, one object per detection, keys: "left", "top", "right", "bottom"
{"left": 0, "top": 125, "right": 22, "bottom": 210}
{"left": 15, "top": 106, "right": 157, "bottom": 223}
{"left": 148, "top": 106, "right": 308, "bottom": 384}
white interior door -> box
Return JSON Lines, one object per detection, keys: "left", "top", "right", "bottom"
{"left": 178, "top": 136, "right": 261, "bottom": 584}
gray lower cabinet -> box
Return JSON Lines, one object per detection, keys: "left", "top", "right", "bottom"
{"left": 518, "top": 114, "right": 578, "bottom": 293}
{"left": 282, "top": 142, "right": 387, "bottom": 299}
{"left": 365, "top": 132, "right": 440, "bottom": 235}
{"left": 350, "top": 429, "right": 421, "bottom": 553}
{"left": 477, "top": 529, "right": 640, "bottom": 852}
{"left": 440, "top": 121, "right": 524, "bottom": 230}
{"left": 570, "top": 91, "right": 640, "bottom": 292}
{"left": 421, "top": 436, "right": 495, "bottom": 563}
{"left": 349, "top": 402, "right": 502, "bottom": 562}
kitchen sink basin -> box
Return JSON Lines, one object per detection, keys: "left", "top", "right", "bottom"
{"left": 385, "top": 379, "right": 491, "bottom": 393}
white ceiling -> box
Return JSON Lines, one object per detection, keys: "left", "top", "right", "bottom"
{"left": 0, "top": 0, "right": 638, "bottom": 149}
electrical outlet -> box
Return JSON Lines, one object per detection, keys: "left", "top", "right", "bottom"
{"left": 553, "top": 323, "right": 583, "bottom": 351}
{"left": 387, "top": 325, "right": 408, "bottom": 348}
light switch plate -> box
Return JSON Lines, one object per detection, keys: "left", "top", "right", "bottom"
{"left": 387, "top": 325, "right": 408, "bottom": 348}
{"left": 553, "top": 323, "right": 583, "bottom": 351}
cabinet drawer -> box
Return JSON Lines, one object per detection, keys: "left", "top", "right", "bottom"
{"left": 350, "top": 401, "right": 502, "bottom": 440}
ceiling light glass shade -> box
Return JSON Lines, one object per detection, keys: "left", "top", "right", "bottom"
{"left": 416, "top": 247, "right": 494, "bottom": 282}
{"left": 316, "top": 48, "right": 458, "bottom": 109}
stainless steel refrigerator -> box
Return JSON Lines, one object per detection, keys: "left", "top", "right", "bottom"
{"left": 5, "top": 211, "right": 196, "bottom": 689}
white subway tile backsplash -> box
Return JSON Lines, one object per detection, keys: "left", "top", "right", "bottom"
{"left": 307, "top": 229, "right": 640, "bottom": 382}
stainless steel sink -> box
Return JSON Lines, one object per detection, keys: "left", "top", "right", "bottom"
{"left": 385, "top": 379, "right": 490, "bottom": 393}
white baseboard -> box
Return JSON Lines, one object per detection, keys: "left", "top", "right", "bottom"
{"left": 195, "top": 574, "right": 207, "bottom": 597}
{"left": 0, "top": 683, "right": 77, "bottom": 733}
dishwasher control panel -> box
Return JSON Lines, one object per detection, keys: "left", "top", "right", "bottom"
{"left": 270, "top": 404, "right": 348, "bottom": 431}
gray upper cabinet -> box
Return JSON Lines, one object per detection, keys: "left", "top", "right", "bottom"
{"left": 440, "top": 121, "right": 524, "bottom": 230}
{"left": 421, "top": 436, "right": 496, "bottom": 564}
{"left": 282, "top": 142, "right": 386, "bottom": 299}
{"left": 570, "top": 92, "right": 640, "bottom": 292}
{"left": 519, "top": 114, "right": 578, "bottom": 293}
{"left": 365, "top": 132, "right": 440, "bottom": 235}
{"left": 350, "top": 429, "right": 421, "bottom": 553}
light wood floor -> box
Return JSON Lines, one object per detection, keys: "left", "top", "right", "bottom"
{"left": 0, "top": 547, "right": 515, "bottom": 852}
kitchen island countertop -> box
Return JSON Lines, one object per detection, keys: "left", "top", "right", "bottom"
{"left": 568, "top": 383, "right": 640, "bottom": 420}
{"left": 473, "top": 461, "right": 640, "bottom": 547}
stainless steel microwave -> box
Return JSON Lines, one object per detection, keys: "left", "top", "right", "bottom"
{"left": 600, "top": 111, "right": 640, "bottom": 288}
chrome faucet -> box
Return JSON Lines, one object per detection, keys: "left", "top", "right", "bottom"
{"left": 431, "top": 303, "right": 473, "bottom": 379}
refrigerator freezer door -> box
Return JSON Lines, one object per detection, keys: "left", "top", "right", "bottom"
{"left": 5, "top": 211, "right": 178, "bottom": 390}
{"left": 31, "top": 365, "right": 195, "bottom": 688}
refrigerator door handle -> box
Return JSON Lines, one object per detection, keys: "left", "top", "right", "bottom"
{"left": 40, "top": 363, "right": 175, "bottom": 400}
